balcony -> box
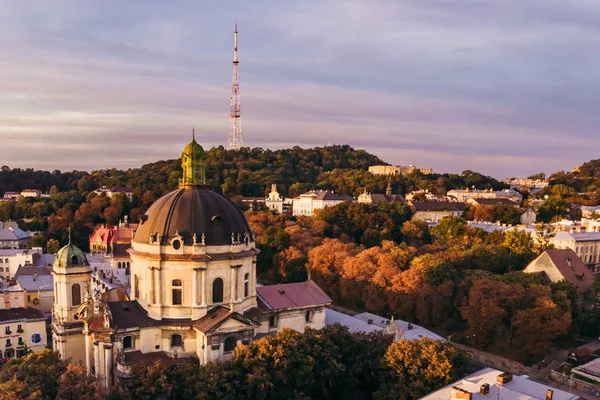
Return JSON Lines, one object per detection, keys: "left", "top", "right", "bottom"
{"left": 16, "top": 328, "right": 23, "bottom": 333}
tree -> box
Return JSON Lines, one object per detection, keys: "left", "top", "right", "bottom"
{"left": 375, "top": 338, "right": 466, "bottom": 400}
{"left": 502, "top": 229, "right": 536, "bottom": 270}
{"left": 47, "top": 238, "right": 61, "bottom": 254}
{"left": 56, "top": 364, "right": 106, "bottom": 400}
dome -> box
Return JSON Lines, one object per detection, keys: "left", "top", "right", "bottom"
{"left": 183, "top": 139, "right": 206, "bottom": 159}
{"left": 55, "top": 242, "right": 89, "bottom": 267}
{"left": 133, "top": 187, "right": 251, "bottom": 246}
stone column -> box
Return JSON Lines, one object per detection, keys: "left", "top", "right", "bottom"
{"left": 85, "top": 333, "right": 92, "bottom": 374}
{"left": 192, "top": 268, "right": 199, "bottom": 306}
{"left": 103, "top": 343, "right": 113, "bottom": 389}
{"left": 200, "top": 269, "right": 207, "bottom": 306}
{"left": 252, "top": 260, "right": 257, "bottom": 296}
{"left": 149, "top": 267, "right": 156, "bottom": 304}
{"left": 155, "top": 267, "right": 162, "bottom": 306}
{"left": 235, "top": 265, "right": 241, "bottom": 302}
{"left": 230, "top": 266, "right": 236, "bottom": 303}
{"left": 93, "top": 341, "right": 100, "bottom": 378}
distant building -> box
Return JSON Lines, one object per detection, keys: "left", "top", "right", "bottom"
{"left": 419, "top": 367, "right": 578, "bottom": 400}
{"left": 467, "top": 198, "right": 519, "bottom": 207}
{"left": 581, "top": 206, "right": 600, "bottom": 219}
{"left": 0, "top": 248, "right": 53, "bottom": 279}
{"left": 89, "top": 218, "right": 136, "bottom": 275}
{"left": 0, "top": 307, "right": 48, "bottom": 359}
{"left": 94, "top": 186, "right": 134, "bottom": 201}
{"left": 447, "top": 188, "right": 522, "bottom": 203}
{"left": 357, "top": 180, "right": 405, "bottom": 205}
{"left": 20, "top": 189, "right": 41, "bottom": 198}
{"left": 0, "top": 227, "right": 32, "bottom": 249}
{"left": 1, "top": 192, "right": 20, "bottom": 201}
{"left": 292, "top": 190, "right": 355, "bottom": 217}
{"left": 368, "top": 165, "right": 432, "bottom": 176}
{"left": 264, "top": 184, "right": 292, "bottom": 213}
{"left": 519, "top": 207, "right": 537, "bottom": 225}
{"left": 410, "top": 201, "right": 466, "bottom": 223}
{"left": 505, "top": 178, "right": 549, "bottom": 190}
{"left": 549, "top": 231, "right": 600, "bottom": 272}
{"left": 524, "top": 249, "right": 594, "bottom": 295}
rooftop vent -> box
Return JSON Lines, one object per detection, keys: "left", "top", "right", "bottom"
{"left": 278, "top": 289, "right": 286, "bottom": 295}
{"left": 496, "top": 372, "right": 512, "bottom": 385}
{"left": 367, "top": 319, "right": 373, "bottom": 325}
{"left": 546, "top": 389, "right": 553, "bottom": 400}
{"left": 480, "top": 383, "right": 490, "bottom": 395}
{"left": 407, "top": 323, "right": 413, "bottom": 330}
{"left": 450, "top": 386, "right": 472, "bottom": 400}
{"left": 121, "top": 305, "right": 129, "bottom": 311}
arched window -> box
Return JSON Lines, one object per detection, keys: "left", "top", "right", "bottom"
{"left": 224, "top": 336, "right": 237, "bottom": 352}
{"left": 172, "top": 279, "right": 182, "bottom": 305}
{"left": 244, "top": 273, "right": 249, "bottom": 297}
{"left": 71, "top": 283, "right": 81, "bottom": 306}
{"left": 171, "top": 334, "right": 183, "bottom": 348}
{"left": 123, "top": 336, "right": 133, "bottom": 349}
{"left": 134, "top": 275, "right": 139, "bottom": 299}
{"left": 127, "top": 262, "right": 130, "bottom": 268}
{"left": 118, "top": 262, "right": 122, "bottom": 269}
{"left": 212, "top": 278, "right": 223, "bottom": 303}
{"left": 71, "top": 255, "right": 78, "bottom": 265}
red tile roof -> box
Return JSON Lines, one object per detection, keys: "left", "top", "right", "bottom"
{"left": 257, "top": 280, "right": 332, "bottom": 311}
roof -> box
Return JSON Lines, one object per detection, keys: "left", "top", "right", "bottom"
{"left": 256, "top": 280, "right": 332, "bottom": 311}
{"left": 419, "top": 367, "right": 578, "bottom": 400}
{"left": 553, "top": 231, "right": 600, "bottom": 242}
{"left": 353, "top": 312, "right": 445, "bottom": 341}
{"left": 193, "top": 306, "right": 258, "bottom": 333}
{"left": 90, "top": 225, "right": 134, "bottom": 245}
{"left": 411, "top": 201, "right": 466, "bottom": 212}
{"left": 15, "top": 265, "right": 52, "bottom": 277}
{"left": 107, "top": 301, "right": 193, "bottom": 330}
{"left": 0, "top": 307, "right": 46, "bottom": 323}
{"left": 55, "top": 243, "right": 89, "bottom": 268}
{"left": 325, "top": 309, "right": 383, "bottom": 334}
{"left": 133, "top": 187, "right": 252, "bottom": 246}
{"left": 296, "top": 190, "right": 354, "bottom": 201}
{"left": 15, "top": 274, "right": 53, "bottom": 292}
{"left": 0, "top": 227, "right": 31, "bottom": 241}
{"left": 95, "top": 186, "right": 133, "bottom": 193}
{"left": 119, "top": 350, "right": 197, "bottom": 368}
{"left": 525, "top": 249, "right": 594, "bottom": 293}
{"left": 470, "top": 198, "right": 519, "bottom": 206}
{"left": 366, "top": 193, "right": 405, "bottom": 203}
{"left": 0, "top": 249, "right": 40, "bottom": 257}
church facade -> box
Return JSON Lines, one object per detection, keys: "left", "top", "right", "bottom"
{"left": 52, "top": 136, "right": 331, "bottom": 388}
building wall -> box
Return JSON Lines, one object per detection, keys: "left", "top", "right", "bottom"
{"left": 413, "top": 210, "right": 463, "bottom": 223}
{"left": 0, "top": 318, "right": 47, "bottom": 358}
{"left": 550, "top": 238, "right": 600, "bottom": 267}
{"left": 0, "top": 290, "right": 26, "bottom": 309}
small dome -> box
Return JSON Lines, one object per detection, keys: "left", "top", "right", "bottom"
{"left": 134, "top": 187, "right": 251, "bottom": 246}
{"left": 55, "top": 243, "right": 89, "bottom": 268}
{"left": 183, "top": 139, "right": 206, "bottom": 159}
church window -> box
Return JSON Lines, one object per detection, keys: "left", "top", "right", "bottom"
{"left": 172, "top": 280, "right": 183, "bottom": 305}
{"left": 134, "top": 275, "right": 139, "bottom": 299}
{"left": 224, "top": 337, "right": 237, "bottom": 353}
{"left": 212, "top": 278, "right": 223, "bottom": 303}
{"left": 172, "top": 239, "right": 181, "bottom": 250}
{"left": 244, "top": 273, "right": 249, "bottom": 297}
{"left": 123, "top": 336, "right": 133, "bottom": 350}
{"left": 72, "top": 283, "right": 81, "bottom": 306}
{"left": 71, "top": 255, "right": 78, "bottom": 265}
{"left": 171, "top": 334, "right": 183, "bottom": 348}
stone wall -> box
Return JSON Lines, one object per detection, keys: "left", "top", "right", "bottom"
{"left": 550, "top": 368, "right": 600, "bottom": 396}
{"left": 452, "top": 343, "right": 531, "bottom": 376}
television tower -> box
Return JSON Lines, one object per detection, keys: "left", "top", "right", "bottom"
{"left": 227, "top": 22, "right": 242, "bottom": 150}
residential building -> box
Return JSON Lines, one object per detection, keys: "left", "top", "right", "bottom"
{"left": 0, "top": 227, "right": 31, "bottom": 249}
{"left": 15, "top": 266, "right": 54, "bottom": 313}
{"left": 0, "top": 281, "right": 27, "bottom": 309}
{"left": 505, "top": 178, "right": 549, "bottom": 190}
{"left": 581, "top": 206, "right": 600, "bottom": 219}
{"left": 0, "top": 307, "right": 48, "bottom": 359}
{"left": 1, "top": 192, "right": 20, "bottom": 201}
{"left": 0, "top": 248, "right": 53, "bottom": 279}
{"left": 93, "top": 186, "right": 134, "bottom": 200}
{"left": 89, "top": 218, "right": 136, "bottom": 277}
{"left": 410, "top": 201, "right": 466, "bottom": 223}
{"left": 292, "top": 190, "right": 354, "bottom": 216}
{"left": 447, "top": 188, "right": 522, "bottom": 203}
{"left": 20, "top": 189, "right": 41, "bottom": 198}
{"left": 419, "top": 367, "right": 578, "bottom": 400}
{"left": 368, "top": 165, "right": 432, "bottom": 176}
{"left": 524, "top": 249, "right": 594, "bottom": 295}
{"left": 467, "top": 198, "right": 519, "bottom": 207}
{"left": 405, "top": 189, "right": 447, "bottom": 202}
{"left": 519, "top": 207, "right": 537, "bottom": 225}
{"left": 56, "top": 137, "right": 336, "bottom": 389}
{"left": 549, "top": 231, "right": 600, "bottom": 271}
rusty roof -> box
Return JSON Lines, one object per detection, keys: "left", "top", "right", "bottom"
{"left": 256, "top": 280, "right": 332, "bottom": 311}
{"left": 193, "top": 305, "right": 258, "bottom": 333}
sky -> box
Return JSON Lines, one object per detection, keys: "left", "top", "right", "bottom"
{"left": 1, "top": 0, "right": 600, "bottom": 178}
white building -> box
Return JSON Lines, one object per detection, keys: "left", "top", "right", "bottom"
{"left": 93, "top": 186, "right": 134, "bottom": 201}
{"left": 0, "top": 307, "right": 47, "bottom": 359}
{"left": 447, "top": 188, "right": 522, "bottom": 203}
{"left": 264, "top": 184, "right": 292, "bottom": 213}
{"left": 419, "top": 367, "right": 577, "bottom": 400}
{"left": 0, "top": 248, "right": 53, "bottom": 280}
{"left": 549, "top": 231, "right": 600, "bottom": 272}
{"left": 292, "top": 190, "right": 355, "bottom": 216}
{"left": 20, "top": 189, "right": 41, "bottom": 198}
{"left": 53, "top": 137, "right": 332, "bottom": 389}
{"left": 410, "top": 201, "right": 467, "bottom": 223}
{"left": 15, "top": 266, "right": 54, "bottom": 313}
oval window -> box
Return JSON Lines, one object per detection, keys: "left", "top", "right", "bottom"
{"left": 172, "top": 240, "right": 181, "bottom": 250}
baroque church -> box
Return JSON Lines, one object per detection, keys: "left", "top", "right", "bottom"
{"left": 51, "top": 136, "right": 332, "bottom": 388}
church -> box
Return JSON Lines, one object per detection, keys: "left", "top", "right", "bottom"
{"left": 51, "top": 135, "right": 332, "bottom": 388}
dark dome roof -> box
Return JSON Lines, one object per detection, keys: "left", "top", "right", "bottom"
{"left": 133, "top": 188, "right": 250, "bottom": 246}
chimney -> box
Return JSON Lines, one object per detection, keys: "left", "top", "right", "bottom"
{"left": 450, "top": 386, "right": 472, "bottom": 400}
{"left": 496, "top": 372, "right": 512, "bottom": 385}
{"left": 546, "top": 389, "right": 553, "bottom": 400}
{"left": 367, "top": 319, "right": 373, "bottom": 325}
{"left": 407, "top": 323, "right": 413, "bottom": 330}
{"left": 480, "top": 383, "right": 490, "bottom": 395}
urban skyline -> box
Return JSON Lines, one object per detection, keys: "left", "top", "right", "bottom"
{"left": 1, "top": 1, "right": 599, "bottom": 178}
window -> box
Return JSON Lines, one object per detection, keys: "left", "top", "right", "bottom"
{"left": 244, "top": 273, "right": 249, "bottom": 297}
{"left": 71, "top": 255, "right": 78, "bottom": 265}
{"left": 71, "top": 283, "right": 81, "bottom": 306}
{"left": 212, "top": 278, "right": 223, "bottom": 303}
{"left": 305, "top": 310, "right": 312, "bottom": 323}
{"left": 224, "top": 337, "right": 237, "bottom": 353}
{"left": 17, "top": 337, "right": 23, "bottom": 345}
{"left": 269, "top": 316, "right": 276, "bottom": 328}
{"left": 134, "top": 275, "right": 139, "bottom": 299}
{"left": 17, "top": 324, "right": 22, "bottom": 333}
{"left": 5, "top": 339, "right": 10, "bottom": 346}
{"left": 171, "top": 334, "right": 183, "bottom": 348}
{"left": 4, "top": 326, "right": 10, "bottom": 334}
{"left": 4, "top": 349, "right": 14, "bottom": 358}
{"left": 118, "top": 262, "right": 122, "bottom": 269}
{"left": 172, "top": 280, "right": 182, "bottom": 305}
{"left": 123, "top": 336, "right": 133, "bottom": 349}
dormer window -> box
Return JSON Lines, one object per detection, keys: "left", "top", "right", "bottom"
{"left": 71, "top": 255, "right": 78, "bottom": 265}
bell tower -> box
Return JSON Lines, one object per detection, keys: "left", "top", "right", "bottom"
{"left": 179, "top": 129, "right": 207, "bottom": 187}
{"left": 51, "top": 237, "right": 91, "bottom": 364}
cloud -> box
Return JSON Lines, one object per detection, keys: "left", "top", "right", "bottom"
{"left": 0, "top": 0, "right": 599, "bottom": 178}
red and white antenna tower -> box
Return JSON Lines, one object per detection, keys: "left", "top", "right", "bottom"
{"left": 228, "top": 22, "right": 242, "bottom": 150}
